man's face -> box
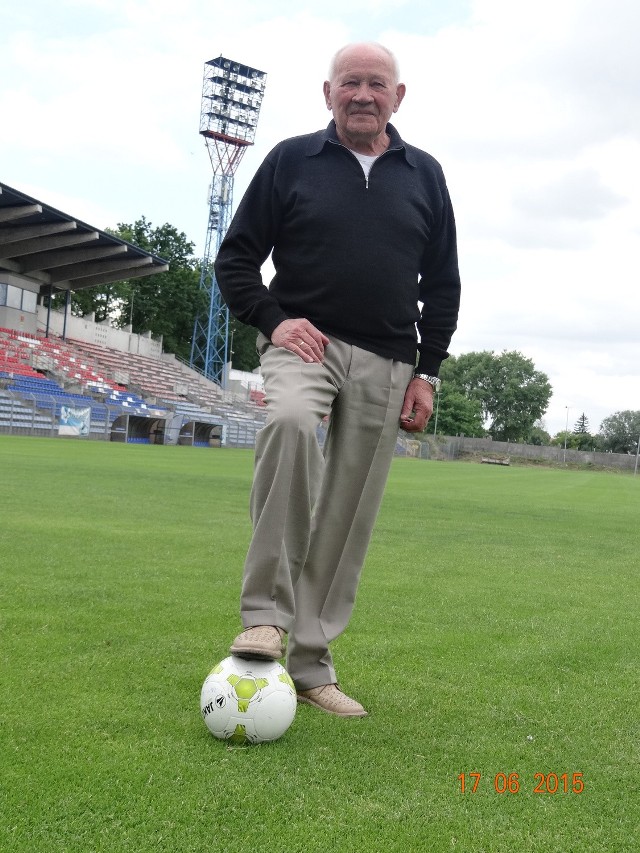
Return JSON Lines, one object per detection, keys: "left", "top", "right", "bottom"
{"left": 323, "top": 45, "right": 405, "bottom": 150}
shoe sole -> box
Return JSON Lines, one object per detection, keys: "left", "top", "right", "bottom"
{"left": 229, "top": 646, "right": 283, "bottom": 661}
{"left": 296, "top": 694, "right": 368, "bottom": 718}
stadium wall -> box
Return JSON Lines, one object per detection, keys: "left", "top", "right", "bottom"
{"left": 37, "top": 306, "right": 163, "bottom": 358}
{"left": 0, "top": 274, "right": 40, "bottom": 335}
{"left": 424, "top": 435, "right": 638, "bottom": 472}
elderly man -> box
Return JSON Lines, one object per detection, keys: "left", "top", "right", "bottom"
{"left": 214, "top": 42, "right": 461, "bottom": 717}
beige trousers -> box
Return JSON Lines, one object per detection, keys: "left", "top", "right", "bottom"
{"left": 240, "top": 334, "right": 413, "bottom": 690}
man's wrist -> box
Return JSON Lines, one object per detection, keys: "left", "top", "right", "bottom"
{"left": 413, "top": 372, "right": 441, "bottom": 392}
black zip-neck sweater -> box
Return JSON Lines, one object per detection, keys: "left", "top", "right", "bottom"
{"left": 215, "top": 121, "right": 461, "bottom": 376}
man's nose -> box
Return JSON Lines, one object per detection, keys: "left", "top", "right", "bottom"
{"left": 352, "top": 84, "right": 374, "bottom": 101}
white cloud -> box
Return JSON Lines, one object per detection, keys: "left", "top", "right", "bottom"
{"left": 512, "top": 169, "right": 627, "bottom": 223}
{"left": 1, "top": 0, "right": 638, "bottom": 436}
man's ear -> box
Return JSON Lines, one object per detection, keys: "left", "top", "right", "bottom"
{"left": 394, "top": 83, "right": 406, "bottom": 112}
{"left": 323, "top": 80, "right": 332, "bottom": 110}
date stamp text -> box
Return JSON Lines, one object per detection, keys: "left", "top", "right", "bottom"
{"left": 458, "top": 772, "right": 585, "bottom": 795}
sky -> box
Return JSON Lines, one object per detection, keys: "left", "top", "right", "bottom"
{"left": 1, "top": 0, "right": 638, "bottom": 436}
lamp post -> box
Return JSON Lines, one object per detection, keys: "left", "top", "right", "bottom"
{"left": 190, "top": 56, "right": 267, "bottom": 387}
{"left": 563, "top": 406, "right": 570, "bottom": 463}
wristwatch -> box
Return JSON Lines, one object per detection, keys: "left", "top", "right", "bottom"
{"left": 413, "top": 372, "right": 441, "bottom": 392}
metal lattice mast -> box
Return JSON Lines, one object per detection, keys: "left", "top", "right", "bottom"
{"left": 190, "top": 56, "right": 267, "bottom": 386}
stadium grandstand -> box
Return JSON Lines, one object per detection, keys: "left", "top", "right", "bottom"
{"left": 0, "top": 181, "right": 268, "bottom": 447}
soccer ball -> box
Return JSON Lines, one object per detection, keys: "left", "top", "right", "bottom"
{"left": 201, "top": 656, "right": 297, "bottom": 744}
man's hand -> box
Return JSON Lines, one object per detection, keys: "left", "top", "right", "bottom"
{"left": 271, "top": 318, "right": 330, "bottom": 363}
{"left": 399, "top": 377, "right": 435, "bottom": 432}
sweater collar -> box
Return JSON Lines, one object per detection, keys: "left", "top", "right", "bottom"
{"left": 306, "top": 120, "right": 416, "bottom": 166}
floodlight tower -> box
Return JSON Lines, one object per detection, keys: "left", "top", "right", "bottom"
{"left": 190, "top": 56, "right": 267, "bottom": 386}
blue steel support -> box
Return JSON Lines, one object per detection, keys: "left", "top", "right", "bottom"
{"left": 190, "top": 173, "right": 234, "bottom": 385}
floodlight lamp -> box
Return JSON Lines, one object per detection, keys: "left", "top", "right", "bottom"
{"left": 200, "top": 55, "right": 267, "bottom": 147}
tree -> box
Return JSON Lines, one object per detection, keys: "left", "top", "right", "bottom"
{"left": 528, "top": 421, "right": 551, "bottom": 445}
{"left": 551, "top": 430, "right": 582, "bottom": 450}
{"left": 440, "top": 350, "right": 552, "bottom": 442}
{"left": 431, "top": 387, "right": 484, "bottom": 437}
{"left": 572, "top": 412, "right": 593, "bottom": 450}
{"left": 51, "top": 279, "right": 127, "bottom": 323}
{"left": 574, "top": 413, "right": 590, "bottom": 434}
{"left": 598, "top": 410, "right": 640, "bottom": 454}
{"left": 229, "top": 316, "right": 260, "bottom": 372}
{"left": 111, "top": 219, "right": 206, "bottom": 361}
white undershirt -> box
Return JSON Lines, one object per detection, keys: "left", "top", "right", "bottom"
{"left": 349, "top": 150, "right": 378, "bottom": 178}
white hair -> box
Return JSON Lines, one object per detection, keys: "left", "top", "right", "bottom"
{"left": 328, "top": 43, "right": 401, "bottom": 85}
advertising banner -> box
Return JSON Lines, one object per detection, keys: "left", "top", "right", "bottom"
{"left": 58, "top": 406, "right": 91, "bottom": 436}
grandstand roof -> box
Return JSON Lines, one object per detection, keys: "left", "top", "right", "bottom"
{"left": 0, "top": 181, "right": 169, "bottom": 293}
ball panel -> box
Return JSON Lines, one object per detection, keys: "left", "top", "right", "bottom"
{"left": 251, "top": 690, "right": 297, "bottom": 741}
{"left": 200, "top": 656, "right": 296, "bottom": 744}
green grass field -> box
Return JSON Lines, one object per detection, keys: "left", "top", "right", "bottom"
{"left": 1, "top": 436, "right": 638, "bottom": 852}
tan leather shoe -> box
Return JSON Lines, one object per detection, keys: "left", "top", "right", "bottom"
{"left": 297, "top": 683, "right": 368, "bottom": 717}
{"left": 229, "top": 625, "right": 286, "bottom": 660}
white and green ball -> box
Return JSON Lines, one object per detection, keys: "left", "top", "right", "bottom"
{"left": 201, "top": 656, "right": 297, "bottom": 744}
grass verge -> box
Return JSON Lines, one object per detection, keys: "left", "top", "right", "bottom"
{"left": 1, "top": 437, "right": 637, "bottom": 852}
